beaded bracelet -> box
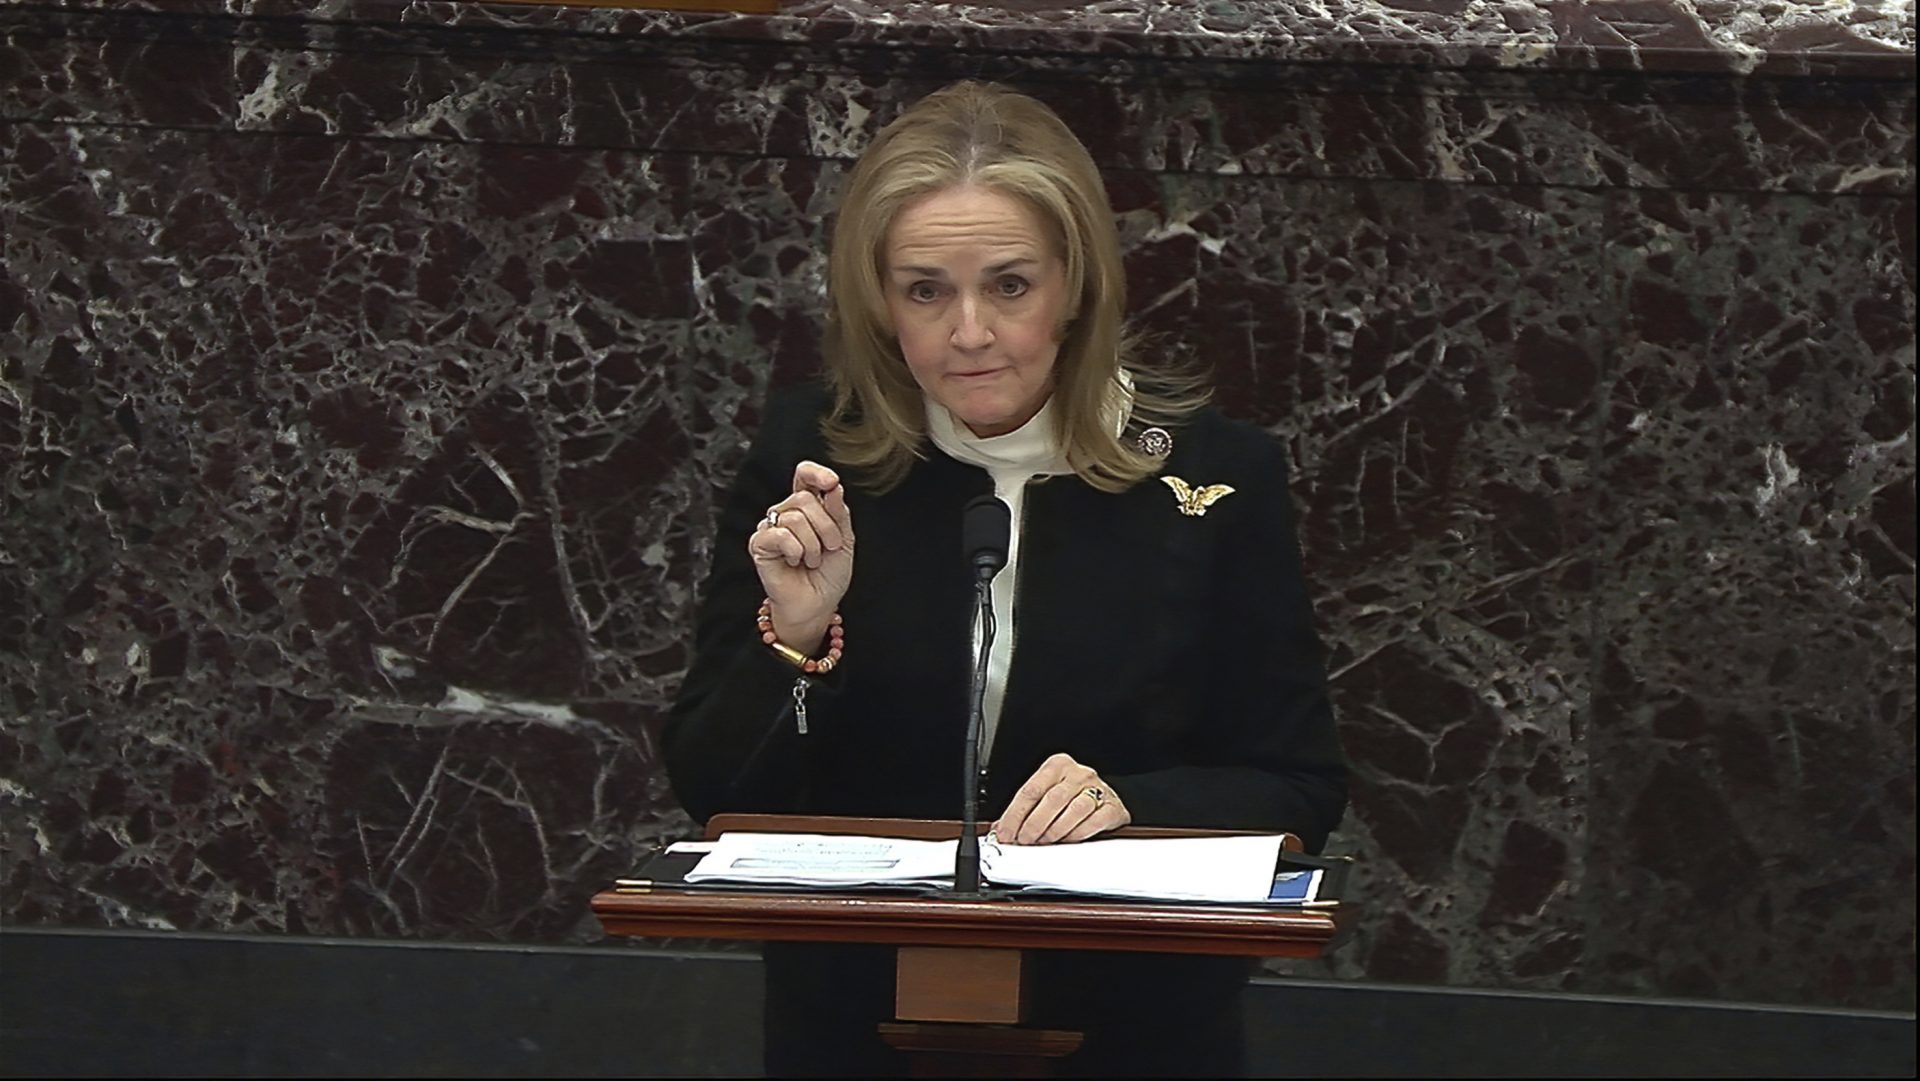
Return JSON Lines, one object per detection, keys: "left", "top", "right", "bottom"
{"left": 757, "top": 600, "right": 844, "bottom": 674}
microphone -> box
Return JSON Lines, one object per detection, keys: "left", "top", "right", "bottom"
{"left": 961, "top": 494, "right": 1012, "bottom": 579}
{"left": 955, "top": 495, "right": 1011, "bottom": 895}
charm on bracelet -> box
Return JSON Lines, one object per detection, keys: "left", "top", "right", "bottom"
{"left": 756, "top": 600, "right": 844, "bottom": 674}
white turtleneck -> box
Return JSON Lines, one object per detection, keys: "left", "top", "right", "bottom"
{"left": 925, "top": 378, "right": 1132, "bottom": 756}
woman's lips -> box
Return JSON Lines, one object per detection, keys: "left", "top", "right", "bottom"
{"left": 951, "top": 368, "right": 1005, "bottom": 379}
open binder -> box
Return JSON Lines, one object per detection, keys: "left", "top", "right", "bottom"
{"left": 619, "top": 833, "right": 1351, "bottom": 908}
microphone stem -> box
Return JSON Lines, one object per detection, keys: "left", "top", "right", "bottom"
{"left": 956, "top": 573, "right": 995, "bottom": 894}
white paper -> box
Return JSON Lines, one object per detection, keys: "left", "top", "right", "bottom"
{"left": 684, "top": 832, "right": 957, "bottom": 888}
{"left": 665, "top": 841, "right": 718, "bottom": 855}
{"left": 678, "top": 830, "right": 1294, "bottom": 905}
{"left": 980, "top": 833, "right": 1286, "bottom": 903}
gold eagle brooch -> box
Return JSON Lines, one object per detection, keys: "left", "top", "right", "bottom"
{"left": 1161, "top": 476, "right": 1236, "bottom": 517}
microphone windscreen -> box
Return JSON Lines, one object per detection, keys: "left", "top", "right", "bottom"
{"left": 961, "top": 495, "right": 1012, "bottom": 572}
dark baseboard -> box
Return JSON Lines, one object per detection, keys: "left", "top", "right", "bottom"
{"left": 1, "top": 927, "right": 1911, "bottom": 1077}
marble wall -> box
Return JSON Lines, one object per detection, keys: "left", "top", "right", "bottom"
{"left": 2, "top": 1, "right": 1913, "bottom": 1011}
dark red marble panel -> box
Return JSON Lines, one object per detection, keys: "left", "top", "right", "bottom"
{"left": 1585, "top": 189, "right": 1916, "bottom": 1009}
{"left": 1137, "top": 177, "right": 1605, "bottom": 992}
{"left": 1, "top": 127, "right": 715, "bottom": 941}
{"left": 18, "top": 0, "right": 1916, "bottom": 78}
{"left": 3, "top": 8, "right": 1912, "bottom": 195}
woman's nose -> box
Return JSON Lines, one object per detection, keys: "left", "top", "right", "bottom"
{"left": 949, "top": 294, "right": 994, "bottom": 349}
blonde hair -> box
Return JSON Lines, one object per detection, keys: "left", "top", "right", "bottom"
{"left": 821, "top": 80, "right": 1207, "bottom": 492}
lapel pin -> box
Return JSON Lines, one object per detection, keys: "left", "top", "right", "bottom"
{"left": 1136, "top": 426, "right": 1173, "bottom": 458}
{"left": 1161, "top": 476, "right": 1236, "bottom": 517}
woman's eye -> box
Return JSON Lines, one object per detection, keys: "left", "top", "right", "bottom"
{"left": 908, "top": 282, "right": 940, "bottom": 302}
{"left": 996, "top": 277, "right": 1029, "bottom": 298}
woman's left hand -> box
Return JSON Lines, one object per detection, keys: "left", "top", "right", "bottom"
{"left": 992, "top": 753, "right": 1131, "bottom": 844}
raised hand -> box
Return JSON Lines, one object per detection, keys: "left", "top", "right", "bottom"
{"left": 746, "top": 460, "right": 855, "bottom": 652}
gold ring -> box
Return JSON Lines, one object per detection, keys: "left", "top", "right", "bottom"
{"left": 1083, "top": 786, "right": 1105, "bottom": 806}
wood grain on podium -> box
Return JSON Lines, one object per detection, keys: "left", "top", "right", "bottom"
{"left": 593, "top": 886, "right": 1336, "bottom": 954}
{"left": 896, "top": 946, "right": 1026, "bottom": 1024}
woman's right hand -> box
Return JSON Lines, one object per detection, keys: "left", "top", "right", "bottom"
{"left": 746, "top": 461, "right": 855, "bottom": 652}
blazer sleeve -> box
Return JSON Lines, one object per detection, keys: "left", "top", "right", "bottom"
{"left": 1105, "top": 430, "right": 1348, "bottom": 852}
{"left": 661, "top": 389, "right": 843, "bottom": 825}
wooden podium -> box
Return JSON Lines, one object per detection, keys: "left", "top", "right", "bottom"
{"left": 591, "top": 814, "right": 1339, "bottom": 1076}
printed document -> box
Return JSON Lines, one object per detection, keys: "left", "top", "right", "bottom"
{"left": 980, "top": 832, "right": 1285, "bottom": 903}
{"left": 684, "top": 833, "right": 957, "bottom": 888}
{"left": 682, "top": 831, "right": 1294, "bottom": 904}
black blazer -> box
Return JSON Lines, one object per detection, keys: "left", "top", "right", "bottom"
{"left": 665, "top": 383, "right": 1346, "bottom": 852}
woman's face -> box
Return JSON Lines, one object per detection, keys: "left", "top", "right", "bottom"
{"left": 883, "top": 184, "right": 1069, "bottom": 438}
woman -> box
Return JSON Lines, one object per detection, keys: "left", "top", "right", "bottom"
{"left": 664, "top": 81, "right": 1346, "bottom": 1077}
